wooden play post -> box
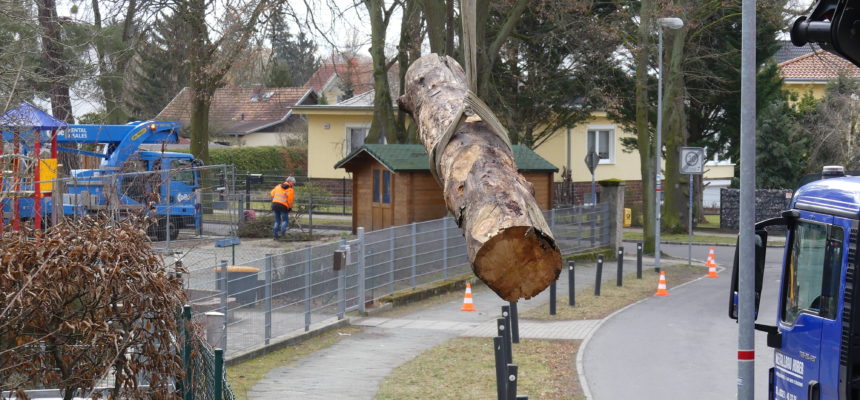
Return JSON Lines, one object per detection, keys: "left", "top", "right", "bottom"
{"left": 398, "top": 54, "right": 561, "bottom": 301}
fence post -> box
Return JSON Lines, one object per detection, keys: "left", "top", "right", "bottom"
{"left": 337, "top": 238, "right": 347, "bottom": 320}
{"left": 166, "top": 172, "right": 172, "bottom": 250}
{"left": 305, "top": 246, "right": 312, "bottom": 332}
{"left": 218, "top": 259, "right": 228, "bottom": 314}
{"left": 214, "top": 348, "right": 224, "bottom": 400}
{"left": 342, "top": 177, "right": 347, "bottom": 215}
{"left": 389, "top": 227, "right": 396, "bottom": 293}
{"left": 577, "top": 206, "right": 583, "bottom": 249}
{"left": 549, "top": 281, "right": 557, "bottom": 315}
{"left": 616, "top": 247, "right": 624, "bottom": 287}
{"left": 182, "top": 305, "right": 192, "bottom": 400}
{"left": 442, "top": 218, "right": 449, "bottom": 280}
{"left": 264, "top": 254, "right": 273, "bottom": 345}
{"left": 595, "top": 255, "right": 603, "bottom": 296}
{"left": 358, "top": 227, "right": 366, "bottom": 313}
{"left": 568, "top": 261, "right": 575, "bottom": 306}
{"left": 550, "top": 208, "right": 556, "bottom": 232}
{"left": 411, "top": 222, "right": 417, "bottom": 289}
{"left": 494, "top": 336, "right": 506, "bottom": 400}
{"left": 637, "top": 242, "right": 643, "bottom": 279}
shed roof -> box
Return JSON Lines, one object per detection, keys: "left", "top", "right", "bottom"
{"left": 335, "top": 144, "right": 558, "bottom": 173}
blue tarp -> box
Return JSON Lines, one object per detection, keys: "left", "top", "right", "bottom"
{"left": 0, "top": 103, "right": 67, "bottom": 130}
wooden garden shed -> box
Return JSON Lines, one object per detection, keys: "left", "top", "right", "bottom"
{"left": 335, "top": 144, "right": 558, "bottom": 232}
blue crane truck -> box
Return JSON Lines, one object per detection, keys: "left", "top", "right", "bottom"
{"left": 1, "top": 120, "right": 201, "bottom": 240}
{"left": 729, "top": 167, "right": 860, "bottom": 400}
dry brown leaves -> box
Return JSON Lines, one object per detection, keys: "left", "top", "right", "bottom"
{"left": 0, "top": 216, "right": 186, "bottom": 399}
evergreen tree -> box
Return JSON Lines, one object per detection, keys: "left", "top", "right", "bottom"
{"left": 267, "top": 4, "right": 320, "bottom": 87}
{"left": 800, "top": 76, "right": 860, "bottom": 172}
{"left": 125, "top": 11, "right": 191, "bottom": 120}
{"left": 756, "top": 65, "right": 807, "bottom": 188}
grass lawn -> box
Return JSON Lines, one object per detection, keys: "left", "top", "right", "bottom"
{"left": 623, "top": 231, "right": 737, "bottom": 245}
{"left": 376, "top": 337, "right": 580, "bottom": 400}
{"left": 699, "top": 214, "right": 720, "bottom": 229}
{"left": 522, "top": 264, "right": 704, "bottom": 320}
{"left": 227, "top": 326, "right": 361, "bottom": 400}
{"left": 375, "top": 264, "right": 706, "bottom": 399}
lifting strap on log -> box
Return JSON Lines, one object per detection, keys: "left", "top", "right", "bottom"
{"left": 428, "top": 0, "right": 512, "bottom": 186}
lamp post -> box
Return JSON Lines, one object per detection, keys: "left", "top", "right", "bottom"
{"left": 654, "top": 16, "right": 683, "bottom": 273}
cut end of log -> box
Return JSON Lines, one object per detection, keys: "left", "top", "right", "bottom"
{"left": 473, "top": 226, "right": 562, "bottom": 301}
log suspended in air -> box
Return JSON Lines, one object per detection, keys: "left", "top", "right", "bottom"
{"left": 398, "top": 54, "right": 561, "bottom": 301}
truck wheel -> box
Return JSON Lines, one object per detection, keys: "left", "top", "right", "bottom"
{"left": 155, "top": 219, "right": 178, "bottom": 241}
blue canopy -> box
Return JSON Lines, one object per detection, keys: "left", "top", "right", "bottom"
{"left": 0, "top": 103, "right": 67, "bottom": 130}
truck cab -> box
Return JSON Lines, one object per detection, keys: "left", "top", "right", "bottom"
{"left": 730, "top": 171, "right": 860, "bottom": 399}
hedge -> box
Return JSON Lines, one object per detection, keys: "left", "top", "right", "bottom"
{"left": 175, "top": 146, "right": 307, "bottom": 174}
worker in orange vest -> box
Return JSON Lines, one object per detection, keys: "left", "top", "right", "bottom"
{"left": 270, "top": 176, "right": 296, "bottom": 239}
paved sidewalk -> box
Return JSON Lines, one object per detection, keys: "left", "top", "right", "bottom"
{"left": 248, "top": 255, "right": 673, "bottom": 400}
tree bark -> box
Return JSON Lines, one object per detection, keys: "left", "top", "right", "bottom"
{"left": 662, "top": 27, "right": 688, "bottom": 233}
{"left": 365, "top": 0, "right": 400, "bottom": 144}
{"left": 36, "top": 0, "right": 78, "bottom": 172}
{"left": 398, "top": 54, "right": 561, "bottom": 301}
{"left": 634, "top": 0, "right": 654, "bottom": 253}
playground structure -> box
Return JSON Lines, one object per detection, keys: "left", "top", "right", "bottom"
{"left": 0, "top": 103, "right": 62, "bottom": 232}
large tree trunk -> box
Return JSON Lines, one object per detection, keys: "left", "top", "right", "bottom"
{"left": 365, "top": 0, "right": 400, "bottom": 144}
{"left": 634, "top": 0, "right": 655, "bottom": 253}
{"left": 37, "top": 0, "right": 78, "bottom": 172}
{"left": 662, "top": 27, "right": 688, "bottom": 233}
{"left": 398, "top": 54, "right": 561, "bottom": 301}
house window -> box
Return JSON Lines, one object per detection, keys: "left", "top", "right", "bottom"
{"left": 587, "top": 127, "right": 615, "bottom": 163}
{"left": 372, "top": 168, "right": 392, "bottom": 204}
{"left": 346, "top": 125, "right": 383, "bottom": 155}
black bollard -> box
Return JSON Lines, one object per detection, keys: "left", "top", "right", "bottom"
{"left": 509, "top": 302, "right": 519, "bottom": 343}
{"left": 498, "top": 317, "right": 512, "bottom": 365}
{"left": 568, "top": 260, "right": 575, "bottom": 306}
{"left": 637, "top": 242, "right": 643, "bottom": 279}
{"left": 549, "top": 281, "right": 557, "bottom": 315}
{"left": 494, "top": 336, "right": 505, "bottom": 400}
{"left": 595, "top": 254, "right": 603, "bottom": 296}
{"left": 616, "top": 247, "right": 624, "bottom": 287}
{"left": 506, "top": 364, "right": 519, "bottom": 400}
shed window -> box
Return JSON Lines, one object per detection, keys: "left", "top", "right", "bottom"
{"left": 372, "top": 170, "right": 380, "bottom": 203}
{"left": 372, "top": 168, "right": 391, "bottom": 204}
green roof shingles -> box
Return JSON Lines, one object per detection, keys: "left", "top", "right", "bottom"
{"left": 335, "top": 144, "right": 557, "bottom": 172}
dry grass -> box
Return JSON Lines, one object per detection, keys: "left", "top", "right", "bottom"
{"left": 227, "top": 326, "right": 361, "bottom": 400}
{"left": 522, "top": 264, "right": 704, "bottom": 320}
{"left": 376, "top": 337, "right": 581, "bottom": 400}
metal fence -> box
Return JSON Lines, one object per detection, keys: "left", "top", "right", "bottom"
{"left": 184, "top": 203, "right": 610, "bottom": 357}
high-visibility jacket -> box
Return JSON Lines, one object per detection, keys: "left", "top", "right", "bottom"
{"left": 270, "top": 184, "right": 295, "bottom": 208}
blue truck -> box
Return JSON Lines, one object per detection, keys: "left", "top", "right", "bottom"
{"left": 729, "top": 167, "right": 860, "bottom": 399}
{"left": 1, "top": 120, "right": 201, "bottom": 240}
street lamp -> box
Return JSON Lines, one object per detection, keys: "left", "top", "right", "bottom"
{"left": 655, "top": 16, "right": 683, "bottom": 273}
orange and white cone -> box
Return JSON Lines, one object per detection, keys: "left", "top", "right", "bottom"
{"left": 461, "top": 283, "right": 476, "bottom": 311}
{"left": 706, "top": 248, "right": 719, "bottom": 278}
{"left": 655, "top": 271, "right": 669, "bottom": 296}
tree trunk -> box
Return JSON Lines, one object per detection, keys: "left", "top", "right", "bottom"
{"left": 189, "top": 90, "right": 211, "bottom": 164}
{"left": 365, "top": 0, "right": 400, "bottom": 144}
{"left": 424, "top": 0, "right": 446, "bottom": 54}
{"left": 37, "top": 0, "right": 78, "bottom": 172}
{"left": 398, "top": 54, "right": 561, "bottom": 301}
{"left": 662, "top": 27, "right": 688, "bottom": 233}
{"left": 634, "top": 0, "right": 654, "bottom": 253}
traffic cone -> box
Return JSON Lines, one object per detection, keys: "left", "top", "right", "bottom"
{"left": 706, "top": 258, "right": 720, "bottom": 278}
{"left": 461, "top": 283, "right": 476, "bottom": 311}
{"left": 655, "top": 271, "right": 669, "bottom": 296}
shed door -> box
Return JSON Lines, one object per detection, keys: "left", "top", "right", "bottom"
{"left": 371, "top": 169, "right": 393, "bottom": 230}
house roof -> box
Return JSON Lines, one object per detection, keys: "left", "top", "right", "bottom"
{"left": 779, "top": 49, "right": 860, "bottom": 81}
{"left": 156, "top": 86, "right": 316, "bottom": 135}
{"left": 774, "top": 40, "right": 818, "bottom": 64}
{"left": 335, "top": 144, "right": 559, "bottom": 173}
{"left": 303, "top": 59, "right": 400, "bottom": 103}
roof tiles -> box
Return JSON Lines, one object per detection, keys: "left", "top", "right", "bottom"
{"left": 779, "top": 49, "right": 860, "bottom": 80}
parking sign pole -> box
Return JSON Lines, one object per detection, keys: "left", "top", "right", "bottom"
{"left": 688, "top": 173, "right": 693, "bottom": 267}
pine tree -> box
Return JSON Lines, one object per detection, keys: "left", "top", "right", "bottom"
{"left": 266, "top": 4, "right": 319, "bottom": 87}
{"left": 125, "top": 11, "right": 191, "bottom": 120}
{"left": 756, "top": 65, "right": 807, "bottom": 188}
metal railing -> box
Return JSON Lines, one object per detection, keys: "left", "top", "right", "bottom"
{"left": 184, "top": 204, "right": 610, "bottom": 357}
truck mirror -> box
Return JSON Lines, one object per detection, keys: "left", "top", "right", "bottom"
{"left": 729, "top": 230, "right": 768, "bottom": 320}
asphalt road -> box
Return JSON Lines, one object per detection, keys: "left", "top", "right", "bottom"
{"left": 584, "top": 242, "right": 784, "bottom": 399}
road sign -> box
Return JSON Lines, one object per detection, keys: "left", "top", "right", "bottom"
{"left": 584, "top": 151, "right": 599, "bottom": 175}
{"left": 679, "top": 147, "right": 705, "bottom": 175}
